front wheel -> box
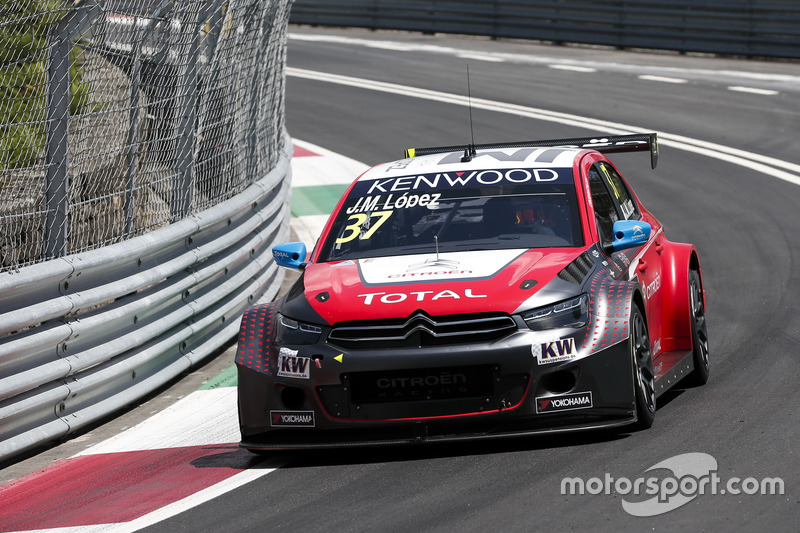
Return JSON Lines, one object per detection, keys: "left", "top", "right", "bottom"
{"left": 631, "top": 303, "right": 655, "bottom": 429}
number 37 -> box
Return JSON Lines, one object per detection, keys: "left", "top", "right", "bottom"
{"left": 335, "top": 211, "right": 393, "bottom": 244}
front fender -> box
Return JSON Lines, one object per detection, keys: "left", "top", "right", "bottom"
{"left": 584, "top": 271, "right": 638, "bottom": 356}
{"left": 235, "top": 302, "right": 278, "bottom": 374}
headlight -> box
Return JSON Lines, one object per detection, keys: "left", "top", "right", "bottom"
{"left": 521, "top": 294, "right": 589, "bottom": 331}
{"left": 275, "top": 313, "right": 323, "bottom": 345}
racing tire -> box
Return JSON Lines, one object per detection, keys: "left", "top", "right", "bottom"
{"left": 631, "top": 303, "right": 656, "bottom": 429}
{"left": 685, "top": 269, "right": 710, "bottom": 386}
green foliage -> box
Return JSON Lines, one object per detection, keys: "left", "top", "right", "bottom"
{"left": 0, "top": 0, "right": 92, "bottom": 169}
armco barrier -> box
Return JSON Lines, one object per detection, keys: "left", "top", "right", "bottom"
{"left": 0, "top": 134, "right": 292, "bottom": 462}
{"left": 1, "top": 0, "right": 295, "bottom": 462}
{"left": 290, "top": 0, "right": 800, "bottom": 59}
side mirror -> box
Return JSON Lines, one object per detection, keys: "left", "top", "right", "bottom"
{"left": 609, "top": 220, "right": 651, "bottom": 252}
{"left": 273, "top": 242, "right": 308, "bottom": 270}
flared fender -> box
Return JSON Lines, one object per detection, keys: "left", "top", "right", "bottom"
{"left": 235, "top": 302, "right": 277, "bottom": 373}
{"left": 659, "top": 240, "right": 702, "bottom": 352}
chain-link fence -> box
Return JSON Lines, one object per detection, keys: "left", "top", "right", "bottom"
{"left": 1, "top": 0, "right": 291, "bottom": 272}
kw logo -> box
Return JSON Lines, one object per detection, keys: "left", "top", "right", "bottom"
{"left": 277, "top": 354, "right": 311, "bottom": 379}
{"left": 536, "top": 338, "right": 577, "bottom": 365}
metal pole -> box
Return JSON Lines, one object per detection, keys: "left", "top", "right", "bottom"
{"left": 171, "top": 2, "right": 202, "bottom": 220}
{"left": 43, "top": 0, "right": 101, "bottom": 259}
{"left": 43, "top": 21, "right": 73, "bottom": 259}
{"left": 125, "top": 21, "right": 142, "bottom": 235}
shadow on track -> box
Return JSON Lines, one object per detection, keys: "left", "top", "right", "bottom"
{"left": 189, "top": 388, "right": 690, "bottom": 471}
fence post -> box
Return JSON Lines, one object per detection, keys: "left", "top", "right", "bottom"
{"left": 125, "top": 21, "right": 142, "bottom": 235}
{"left": 171, "top": 2, "right": 203, "bottom": 220}
{"left": 43, "top": 1, "right": 100, "bottom": 259}
{"left": 43, "top": 19, "right": 72, "bottom": 259}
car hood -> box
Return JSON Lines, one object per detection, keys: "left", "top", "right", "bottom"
{"left": 300, "top": 249, "right": 586, "bottom": 324}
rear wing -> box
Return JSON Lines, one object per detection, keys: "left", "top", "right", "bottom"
{"left": 404, "top": 132, "right": 659, "bottom": 169}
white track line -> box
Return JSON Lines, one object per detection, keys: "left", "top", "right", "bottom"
{"left": 550, "top": 64, "right": 597, "bottom": 73}
{"left": 638, "top": 74, "right": 688, "bottom": 84}
{"left": 728, "top": 86, "right": 779, "bottom": 95}
{"left": 458, "top": 53, "right": 506, "bottom": 62}
{"left": 110, "top": 460, "right": 285, "bottom": 533}
{"left": 288, "top": 33, "right": 797, "bottom": 89}
{"left": 287, "top": 67, "right": 800, "bottom": 186}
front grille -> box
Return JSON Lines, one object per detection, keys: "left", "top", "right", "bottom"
{"left": 328, "top": 311, "right": 517, "bottom": 348}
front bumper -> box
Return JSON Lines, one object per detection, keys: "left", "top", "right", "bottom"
{"left": 237, "top": 331, "right": 636, "bottom": 450}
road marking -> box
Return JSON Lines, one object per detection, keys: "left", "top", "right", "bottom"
{"left": 0, "top": 442, "right": 281, "bottom": 532}
{"left": 289, "top": 139, "right": 364, "bottom": 248}
{"left": 199, "top": 363, "right": 237, "bottom": 390}
{"left": 550, "top": 64, "right": 597, "bottom": 73}
{"left": 287, "top": 67, "right": 800, "bottom": 187}
{"left": 109, "top": 458, "right": 285, "bottom": 533}
{"left": 289, "top": 32, "right": 798, "bottom": 91}
{"left": 293, "top": 214, "right": 332, "bottom": 250}
{"left": 363, "top": 42, "right": 415, "bottom": 52}
{"left": 75, "top": 388, "right": 239, "bottom": 455}
{"left": 638, "top": 74, "right": 688, "bottom": 84}
{"left": 291, "top": 139, "right": 369, "bottom": 187}
{"left": 728, "top": 85, "right": 779, "bottom": 95}
{"left": 458, "top": 52, "right": 505, "bottom": 62}
{"left": 291, "top": 184, "right": 349, "bottom": 217}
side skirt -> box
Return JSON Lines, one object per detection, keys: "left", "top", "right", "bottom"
{"left": 653, "top": 350, "right": 694, "bottom": 398}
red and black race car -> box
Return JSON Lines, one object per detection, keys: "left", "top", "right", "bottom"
{"left": 236, "top": 133, "right": 709, "bottom": 450}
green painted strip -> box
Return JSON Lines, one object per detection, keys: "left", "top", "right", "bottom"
{"left": 291, "top": 184, "right": 348, "bottom": 217}
{"left": 200, "top": 364, "right": 238, "bottom": 390}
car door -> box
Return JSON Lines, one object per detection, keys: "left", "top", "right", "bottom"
{"left": 586, "top": 161, "right": 664, "bottom": 357}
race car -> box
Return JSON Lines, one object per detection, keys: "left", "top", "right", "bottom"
{"left": 236, "top": 133, "right": 709, "bottom": 450}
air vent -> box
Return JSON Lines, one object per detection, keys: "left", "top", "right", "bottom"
{"left": 558, "top": 252, "right": 594, "bottom": 284}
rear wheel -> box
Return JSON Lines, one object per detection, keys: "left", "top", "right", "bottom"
{"left": 686, "top": 269, "right": 710, "bottom": 386}
{"left": 631, "top": 303, "right": 656, "bottom": 429}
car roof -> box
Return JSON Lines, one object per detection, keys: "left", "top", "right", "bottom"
{"left": 359, "top": 146, "right": 583, "bottom": 182}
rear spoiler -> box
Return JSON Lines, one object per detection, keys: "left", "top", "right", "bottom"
{"left": 404, "top": 132, "right": 659, "bottom": 169}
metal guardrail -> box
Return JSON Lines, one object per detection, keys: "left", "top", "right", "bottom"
{"left": 290, "top": 0, "right": 800, "bottom": 59}
{"left": 0, "top": 134, "right": 291, "bottom": 461}
{"left": 0, "top": 0, "right": 296, "bottom": 462}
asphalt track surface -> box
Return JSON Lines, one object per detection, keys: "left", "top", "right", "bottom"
{"left": 5, "top": 27, "right": 800, "bottom": 532}
{"left": 153, "top": 28, "right": 800, "bottom": 531}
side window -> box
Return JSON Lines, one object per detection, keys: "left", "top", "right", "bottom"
{"left": 587, "top": 167, "right": 618, "bottom": 244}
{"left": 598, "top": 162, "right": 639, "bottom": 220}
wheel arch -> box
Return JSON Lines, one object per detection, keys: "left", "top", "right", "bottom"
{"left": 632, "top": 288, "right": 647, "bottom": 325}
{"left": 660, "top": 240, "right": 702, "bottom": 352}
{"left": 235, "top": 301, "right": 279, "bottom": 374}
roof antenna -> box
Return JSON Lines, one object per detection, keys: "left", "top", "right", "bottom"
{"left": 462, "top": 64, "right": 477, "bottom": 163}
{"left": 434, "top": 234, "right": 439, "bottom": 260}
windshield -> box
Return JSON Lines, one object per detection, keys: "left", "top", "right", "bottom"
{"left": 318, "top": 169, "right": 584, "bottom": 262}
